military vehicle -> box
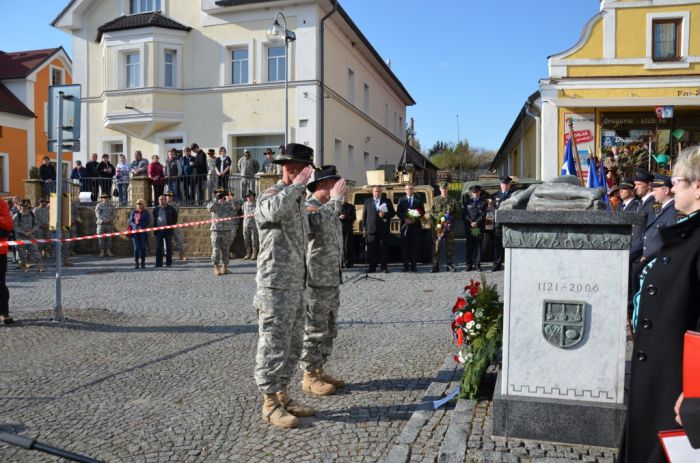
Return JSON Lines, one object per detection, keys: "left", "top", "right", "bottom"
{"left": 347, "top": 170, "right": 435, "bottom": 263}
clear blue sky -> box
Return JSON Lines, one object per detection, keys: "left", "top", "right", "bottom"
{"left": 0, "top": 0, "right": 601, "bottom": 152}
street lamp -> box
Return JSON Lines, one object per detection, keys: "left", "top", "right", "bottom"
{"left": 266, "top": 12, "right": 296, "bottom": 146}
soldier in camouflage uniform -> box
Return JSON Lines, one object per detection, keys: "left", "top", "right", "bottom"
{"left": 33, "top": 198, "right": 51, "bottom": 258}
{"left": 299, "top": 167, "right": 347, "bottom": 396}
{"left": 95, "top": 193, "right": 116, "bottom": 257}
{"left": 60, "top": 200, "right": 79, "bottom": 267}
{"left": 242, "top": 190, "right": 259, "bottom": 260}
{"left": 253, "top": 143, "right": 315, "bottom": 429}
{"left": 207, "top": 188, "right": 237, "bottom": 275}
{"left": 430, "top": 182, "right": 460, "bottom": 272}
{"left": 166, "top": 192, "right": 186, "bottom": 260}
{"left": 13, "top": 199, "right": 43, "bottom": 272}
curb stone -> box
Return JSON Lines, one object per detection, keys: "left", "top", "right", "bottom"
{"left": 386, "top": 354, "right": 461, "bottom": 463}
{"left": 437, "top": 398, "right": 474, "bottom": 463}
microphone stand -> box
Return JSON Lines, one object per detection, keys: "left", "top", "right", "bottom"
{"left": 0, "top": 432, "right": 103, "bottom": 463}
{"left": 349, "top": 234, "right": 384, "bottom": 284}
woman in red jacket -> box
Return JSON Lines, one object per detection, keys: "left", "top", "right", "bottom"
{"left": 0, "top": 198, "right": 14, "bottom": 324}
{"left": 148, "top": 155, "right": 165, "bottom": 206}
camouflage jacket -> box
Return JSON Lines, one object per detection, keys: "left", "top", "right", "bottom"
{"left": 306, "top": 194, "right": 343, "bottom": 287}
{"left": 430, "top": 195, "right": 460, "bottom": 222}
{"left": 207, "top": 200, "right": 237, "bottom": 231}
{"left": 95, "top": 202, "right": 116, "bottom": 225}
{"left": 13, "top": 211, "right": 37, "bottom": 238}
{"left": 238, "top": 156, "right": 259, "bottom": 177}
{"left": 33, "top": 206, "right": 50, "bottom": 228}
{"left": 255, "top": 181, "right": 309, "bottom": 290}
{"left": 243, "top": 201, "right": 256, "bottom": 228}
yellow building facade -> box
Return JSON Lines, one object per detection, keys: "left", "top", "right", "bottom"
{"left": 493, "top": 0, "right": 700, "bottom": 180}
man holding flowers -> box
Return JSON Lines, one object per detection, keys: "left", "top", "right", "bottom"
{"left": 396, "top": 183, "right": 424, "bottom": 272}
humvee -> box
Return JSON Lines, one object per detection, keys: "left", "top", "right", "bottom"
{"left": 347, "top": 177, "right": 435, "bottom": 264}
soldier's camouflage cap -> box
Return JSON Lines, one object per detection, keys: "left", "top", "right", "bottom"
{"left": 439, "top": 181, "right": 449, "bottom": 189}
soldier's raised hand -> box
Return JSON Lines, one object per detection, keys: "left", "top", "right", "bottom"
{"left": 292, "top": 165, "right": 314, "bottom": 186}
{"left": 331, "top": 178, "right": 346, "bottom": 199}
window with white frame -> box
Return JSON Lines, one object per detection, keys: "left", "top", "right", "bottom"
{"left": 125, "top": 52, "right": 141, "bottom": 88}
{"left": 363, "top": 83, "right": 370, "bottom": 114}
{"left": 347, "top": 68, "right": 355, "bottom": 104}
{"left": 231, "top": 48, "right": 249, "bottom": 85}
{"left": 51, "top": 67, "right": 64, "bottom": 86}
{"left": 652, "top": 18, "right": 682, "bottom": 62}
{"left": 130, "top": 0, "right": 161, "bottom": 14}
{"left": 164, "top": 49, "right": 176, "bottom": 87}
{"left": 267, "top": 46, "right": 285, "bottom": 82}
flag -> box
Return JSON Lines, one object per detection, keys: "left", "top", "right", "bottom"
{"left": 561, "top": 137, "right": 577, "bottom": 177}
{"left": 587, "top": 157, "right": 600, "bottom": 188}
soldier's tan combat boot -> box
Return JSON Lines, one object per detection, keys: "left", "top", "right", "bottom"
{"left": 21, "top": 263, "right": 30, "bottom": 273}
{"left": 99, "top": 250, "right": 105, "bottom": 258}
{"left": 62, "top": 258, "right": 73, "bottom": 267}
{"left": 180, "top": 251, "right": 187, "bottom": 261}
{"left": 37, "top": 265, "right": 44, "bottom": 273}
{"left": 221, "top": 265, "right": 232, "bottom": 275}
{"left": 302, "top": 369, "right": 336, "bottom": 396}
{"left": 262, "top": 394, "right": 298, "bottom": 428}
{"left": 213, "top": 265, "right": 221, "bottom": 276}
{"left": 277, "top": 389, "right": 315, "bottom": 417}
{"left": 251, "top": 249, "right": 258, "bottom": 260}
{"left": 106, "top": 250, "right": 113, "bottom": 257}
{"left": 320, "top": 368, "right": 346, "bottom": 389}
{"left": 243, "top": 247, "right": 251, "bottom": 260}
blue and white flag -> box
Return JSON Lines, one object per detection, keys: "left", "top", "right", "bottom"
{"left": 587, "top": 157, "right": 601, "bottom": 188}
{"left": 561, "top": 137, "right": 577, "bottom": 177}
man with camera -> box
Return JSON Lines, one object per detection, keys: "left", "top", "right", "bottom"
{"left": 207, "top": 188, "right": 237, "bottom": 275}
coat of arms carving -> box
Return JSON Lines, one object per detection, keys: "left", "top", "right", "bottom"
{"left": 542, "top": 300, "right": 586, "bottom": 349}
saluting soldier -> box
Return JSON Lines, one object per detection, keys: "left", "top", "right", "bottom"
{"left": 207, "top": 188, "right": 237, "bottom": 275}
{"left": 253, "top": 143, "right": 315, "bottom": 429}
{"left": 430, "top": 181, "right": 460, "bottom": 272}
{"left": 462, "top": 185, "right": 487, "bottom": 271}
{"left": 33, "top": 198, "right": 51, "bottom": 258}
{"left": 242, "top": 190, "right": 259, "bottom": 260}
{"left": 13, "top": 199, "right": 43, "bottom": 272}
{"left": 300, "top": 166, "right": 347, "bottom": 396}
{"left": 95, "top": 193, "right": 116, "bottom": 257}
{"left": 491, "top": 176, "right": 513, "bottom": 272}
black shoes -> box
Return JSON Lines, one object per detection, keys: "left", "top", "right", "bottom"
{"left": 492, "top": 264, "right": 502, "bottom": 272}
{"left": 446, "top": 265, "right": 456, "bottom": 272}
{"left": 0, "top": 315, "right": 13, "bottom": 325}
{"left": 367, "top": 268, "right": 376, "bottom": 273}
{"left": 465, "top": 265, "right": 474, "bottom": 272}
{"left": 403, "top": 267, "right": 409, "bottom": 273}
{"left": 383, "top": 268, "right": 390, "bottom": 274}
{"left": 431, "top": 266, "right": 439, "bottom": 273}
{"left": 140, "top": 262, "right": 146, "bottom": 269}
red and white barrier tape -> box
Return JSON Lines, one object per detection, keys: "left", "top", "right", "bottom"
{"left": 0, "top": 214, "right": 252, "bottom": 248}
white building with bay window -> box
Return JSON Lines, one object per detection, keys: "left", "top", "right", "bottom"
{"left": 52, "top": 0, "right": 415, "bottom": 182}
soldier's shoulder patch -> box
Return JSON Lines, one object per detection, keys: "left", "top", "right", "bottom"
{"left": 262, "top": 185, "right": 281, "bottom": 196}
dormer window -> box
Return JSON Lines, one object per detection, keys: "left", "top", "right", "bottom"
{"left": 130, "top": 0, "right": 161, "bottom": 14}
{"left": 652, "top": 18, "right": 682, "bottom": 62}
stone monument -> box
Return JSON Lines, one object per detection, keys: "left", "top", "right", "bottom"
{"left": 492, "top": 177, "right": 644, "bottom": 447}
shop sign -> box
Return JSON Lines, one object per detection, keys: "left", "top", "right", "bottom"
{"left": 655, "top": 106, "right": 674, "bottom": 119}
{"left": 564, "top": 113, "right": 595, "bottom": 178}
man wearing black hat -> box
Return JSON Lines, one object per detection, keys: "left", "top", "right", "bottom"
{"left": 630, "top": 168, "right": 656, "bottom": 262}
{"left": 616, "top": 178, "right": 640, "bottom": 213}
{"left": 491, "top": 176, "right": 513, "bottom": 272}
{"left": 300, "top": 166, "right": 347, "bottom": 396}
{"left": 640, "top": 174, "right": 677, "bottom": 263}
{"left": 253, "top": 143, "right": 315, "bottom": 429}
{"left": 462, "top": 185, "right": 487, "bottom": 271}
{"left": 396, "top": 183, "right": 424, "bottom": 272}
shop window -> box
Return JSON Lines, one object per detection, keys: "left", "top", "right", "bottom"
{"left": 652, "top": 19, "right": 682, "bottom": 62}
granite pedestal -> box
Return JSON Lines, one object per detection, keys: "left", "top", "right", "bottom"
{"left": 492, "top": 210, "right": 644, "bottom": 448}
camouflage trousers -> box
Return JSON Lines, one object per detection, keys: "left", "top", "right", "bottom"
{"left": 170, "top": 229, "right": 184, "bottom": 254}
{"left": 61, "top": 226, "right": 77, "bottom": 257}
{"left": 35, "top": 227, "right": 52, "bottom": 255}
{"left": 97, "top": 224, "right": 115, "bottom": 251}
{"left": 300, "top": 286, "right": 340, "bottom": 372}
{"left": 253, "top": 288, "right": 306, "bottom": 394}
{"left": 211, "top": 231, "right": 232, "bottom": 265}
{"left": 17, "top": 237, "right": 42, "bottom": 266}
{"left": 433, "top": 232, "right": 454, "bottom": 266}
{"left": 243, "top": 223, "right": 259, "bottom": 254}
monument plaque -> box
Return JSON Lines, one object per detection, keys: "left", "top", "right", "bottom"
{"left": 492, "top": 206, "right": 644, "bottom": 448}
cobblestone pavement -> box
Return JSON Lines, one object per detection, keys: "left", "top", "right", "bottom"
{"left": 1, "top": 241, "right": 506, "bottom": 462}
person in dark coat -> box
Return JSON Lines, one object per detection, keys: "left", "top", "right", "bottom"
{"left": 629, "top": 168, "right": 656, "bottom": 296}
{"left": 152, "top": 194, "right": 178, "bottom": 268}
{"left": 339, "top": 196, "right": 356, "bottom": 268}
{"left": 85, "top": 152, "right": 100, "bottom": 202}
{"left": 96, "top": 153, "right": 115, "bottom": 198}
{"left": 618, "top": 146, "right": 700, "bottom": 462}
{"left": 191, "top": 143, "right": 208, "bottom": 204}
{"left": 615, "top": 178, "right": 641, "bottom": 213}
{"left": 396, "top": 183, "right": 424, "bottom": 272}
{"left": 640, "top": 174, "right": 677, "bottom": 262}
{"left": 491, "top": 176, "right": 513, "bottom": 272}
{"left": 462, "top": 185, "right": 487, "bottom": 271}
{"left": 361, "top": 185, "right": 395, "bottom": 273}
{"left": 39, "top": 156, "right": 56, "bottom": 199}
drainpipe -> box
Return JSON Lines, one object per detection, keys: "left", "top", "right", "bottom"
{"left": 317, "top": 0, "right": 337, "bottom": 166}
{"left": 525, "top": 101, "right": 541, "bottom": 180}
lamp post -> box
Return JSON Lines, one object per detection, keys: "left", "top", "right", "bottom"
{"left": 266, "top": 12, "right": 296, "bottom": 146}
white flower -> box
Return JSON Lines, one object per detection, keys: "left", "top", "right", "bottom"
{"left": 466, "top": 321, "right": 475, "bottom": 329}
{"left": 476, "top": 324, "right": 481, "bottom": 329}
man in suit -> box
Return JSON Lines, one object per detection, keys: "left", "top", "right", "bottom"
{"left": 630, "top": 169, "right": 657, "bottom": 294}
{"left": 616, "top": 178, "right": 641, "bottom": 213}
{"left": 462, "top": 185, "right": 487, "bottom": 271}
{"left": 396, "top": 183, "right": 423, "bottom": 272}
{"left": 339, "top": 195, "right": 356, "bottom": 268}
{"left": 362, "top": 185, "right": 395, "bottom": 273}
{"left": 492, "top": 176, "right": 513, "bottom": 272}
{"left": 153, "top": 194, "right": 178, "bottom": 268}
{"left": 641, "top": 173, "right": 677, "bottom": 262}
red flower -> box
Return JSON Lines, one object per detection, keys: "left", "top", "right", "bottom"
{"left": 455, "top": 314, "right": 464, "bottom": 325}
{"left": 456, "top": 328, "right": 464, "bottom": 347}
{"left": 455, "top": 297, "right": 466, "bottom": 309}
{"left": 469, "top": 286, "right": 479, "bottom": 297}
{"left": 453, "top": 354, "right": 461, "bottom": 364}
{"left": 450, "top": 320, "right": 456, "bottom": 331}
{"left": 464, "top": 311, "right": 474, "bottom": 323}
